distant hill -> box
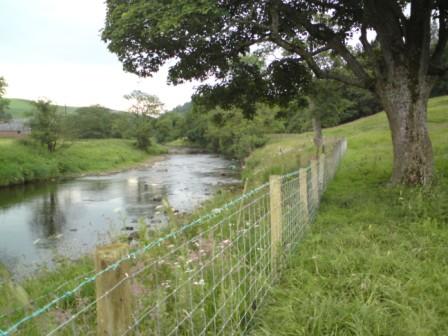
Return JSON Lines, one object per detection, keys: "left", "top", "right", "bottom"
{"left": 169, "top": 101, "right": 192, "bottom": 114}
{"left": 5, "top": 98, "right": 125, "bottom": 118}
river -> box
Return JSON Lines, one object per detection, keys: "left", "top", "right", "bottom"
{"left": 0, "top": 153, "right": 239, "bottom": 278}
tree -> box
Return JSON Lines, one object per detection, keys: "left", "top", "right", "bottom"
{"left": 68, "top": 105, "right": 113, "bottom": 139}
{"left": 124, "top": 91, "right": 164, "bottom": 150}
{"left": 103, "top": 1, "right": 448, "bottom": 185}
{"left": 124, "top": 90, "right": 164, "bottom": 118}
{"left": 30, "top": 99, "right": 62, "bottom": 152}
{"left": 154, "top": 112, "right": 186, "bottom": 143}
{"left": 0, "top": 77, "right": 11, "bottom": 122}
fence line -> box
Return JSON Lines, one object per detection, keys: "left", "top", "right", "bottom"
{"left": 0, "top": 138, "right": 347, "bottom": 336}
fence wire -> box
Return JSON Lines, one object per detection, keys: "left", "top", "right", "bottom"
{"left": 0, "top": 139, "right": 347, "bottom": 336}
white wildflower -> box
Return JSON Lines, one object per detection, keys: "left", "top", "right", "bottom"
{"left": 193, "top": 279, "right": 205, "bottom": 286}
{"left": 212, "top": 208, "right": 222, "bottom": 215}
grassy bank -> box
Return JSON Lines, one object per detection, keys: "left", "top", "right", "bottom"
{"left": 250, "top": 96, "right": 448, "bottom": 335}
{"left": 1, "top": 96, "right": 446, "bottom": 334}
{"left": 0, "top": 138, "right": 167, "bottom": 187}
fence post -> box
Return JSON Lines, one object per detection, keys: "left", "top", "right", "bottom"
{"left": 299, "top": 168, "right": 309, "bottom": 224}
{"left": 95, "top": 243, "right": 133, "bottom": 336}
{"left": 318, "top": 154, "right": 326, "bottom": 194}
{"left": 310, "top": 159, "right": 319, "bottom": 207}
{"left": 269, "top": 175, "right": 282, "bottom": 272}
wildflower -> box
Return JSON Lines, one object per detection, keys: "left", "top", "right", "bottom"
{"left": 193, "top": 279, "right": 205, "bottom": 286}
{"left": 53, "top": 309, "right": 70, "bottom": 324}
{"left": 131, "top": 282, "right": 145, "bottom": 295}
{"left": 220, "top": 239, "right": 231, "bottom": 249}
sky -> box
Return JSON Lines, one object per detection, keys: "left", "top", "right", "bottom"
{"left": 0, "top": 0, "right": 197, "bottom": 111}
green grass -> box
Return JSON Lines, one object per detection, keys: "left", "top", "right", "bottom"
{"left": 243, "top": 133, "right": 339, "bottom": 186}
{"left": 5, "top": 98, "right": 125, "bottom": 118}
{"left": 0, "top": 96, "right": 446, "bottom": 335}
{"left": 249, "top": 96, "right": 448, "bottom": 335}
{"left": 5, "top": 98, "right": 79, "bottom": 118}
{"left": 0, "top": 139, "right": 167, "bottom": 187}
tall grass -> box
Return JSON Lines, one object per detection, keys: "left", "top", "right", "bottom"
{"left": 250, "top": 96, "right": 448, "bottom": 335}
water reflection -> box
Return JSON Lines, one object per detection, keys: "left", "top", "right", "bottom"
{"left": 30, "top": 189, "right": 66, "bottom": 239}
{"left": 0, "top": 154, "right": 239, "bottom": 278}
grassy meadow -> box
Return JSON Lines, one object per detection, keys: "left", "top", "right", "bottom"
{"left": 0, "top": 138, "right": 167, "bottom": 187}
{"left": 250, "top": 96, "right": 448, "bottom": 335}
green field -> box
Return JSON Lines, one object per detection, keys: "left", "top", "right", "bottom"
{"left": 250, "top": 96, "right": 448, "bottom": 335}
{"left": 5, "top": 98, "right": 125, "bottom": 118}
{"left": 0, "top": 139, "right": 167, "bottom": 187}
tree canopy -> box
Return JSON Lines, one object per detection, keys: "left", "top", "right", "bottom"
{"left": 30, "top": 99, "right": 62, "bottom": 152}
{"left": 103, "top": 0, "right": 448, "bottom": 185}
{"left": 125, "top": 90, "right": 164, "bottom": 150}
{"left": 103, "top": 1, "right": 447, "bottom": 88}
{"left": 0, "top": 77, "right": 11, "bottom": 122}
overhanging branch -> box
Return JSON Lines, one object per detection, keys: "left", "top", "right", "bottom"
{"left": 269, "top": 1, "right": 372, "bottom": 89}
{"left": 270, "top": 35, "right": 369, "bottom": 89}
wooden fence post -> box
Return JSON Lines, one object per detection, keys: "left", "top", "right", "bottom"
{"left": 319, "top": 154, "right": 326, "bottom": 195}
{"left": 95, "top": 243, "right": 133, "bottom": 336}
{"left": 269, "top": 175, "right": 282, "bottom": 272}
{"left": 310, "top": 159, "right": 319, "bottom": 206}
{"left": 299, "top": 168, "right": 309, "bottom": 224}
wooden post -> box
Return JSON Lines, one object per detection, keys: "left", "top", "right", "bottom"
{"left": 269, "top": 175, "right": 282, "bottom": 271}
{"left": 310, "top": 159, "right": 319, "bottom": 206}
{"left": 299, "top": 168, "right": 309, "bottom": 224}
{"left": 319, "top": 154, "right": 326, "bottom": 195}
{"left": 95, "top": 243, "right": 133, "bottom": 336}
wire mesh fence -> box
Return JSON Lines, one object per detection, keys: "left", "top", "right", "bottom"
{"left": 0, "top": 139, "right": 347, "bottom": 336}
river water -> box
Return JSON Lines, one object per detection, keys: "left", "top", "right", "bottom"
{"left": 0, "top": 153, "right": 239, "bottom": 278}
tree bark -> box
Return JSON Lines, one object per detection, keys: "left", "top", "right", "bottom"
{"left": 312, "top": 116, "right": 323, "bottom": 155}
{"left": 376, "top": 67, "right": 434, "bottom": 186}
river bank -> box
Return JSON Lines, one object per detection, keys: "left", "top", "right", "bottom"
{"left": 0, "top": 130, "right": 318, "bottom": 334}
{"left": 0, "top": 126, "right": 321, "bottom": 333}
{"left": 0, "top": 138, "right": 167, "bottom": 187}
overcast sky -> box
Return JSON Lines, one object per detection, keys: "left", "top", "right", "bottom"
{"left": 0, "top": 0, "right": 197, "bottom": 111}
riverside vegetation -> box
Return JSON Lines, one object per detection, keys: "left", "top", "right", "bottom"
{"left": 0, "top": 92, "right": 168, "bottom": 187}
{"left": 0, "top": 96, "right": 446, "bottom": 334}
{"left": 0, "top": 139, "right": 167, "bottom": 187}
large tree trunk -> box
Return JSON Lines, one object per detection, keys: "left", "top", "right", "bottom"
{"left": 376, "top": 68, "right": 434, "bottom": 186}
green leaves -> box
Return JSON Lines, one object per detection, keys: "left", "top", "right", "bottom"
{"left": 30, "top": 99, "right": 62, "bottom": 152}
{"left": 0, "top": 76, "right": 11, "bottom": 122}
